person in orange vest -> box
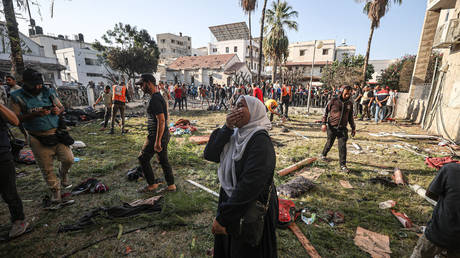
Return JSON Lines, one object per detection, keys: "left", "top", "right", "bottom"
{"left": 110, "top": 79, "right": 128, "bottom": 134}
{"left": 280, "top": 84, "right": 292, "bottom": 119}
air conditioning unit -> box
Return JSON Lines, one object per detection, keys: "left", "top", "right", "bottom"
{"left": 433, "top": 18, "right": 460, "bottom": 48}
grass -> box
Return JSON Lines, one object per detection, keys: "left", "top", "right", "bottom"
{"left": 0, "top": 103, "right": 450, "bottom": 257}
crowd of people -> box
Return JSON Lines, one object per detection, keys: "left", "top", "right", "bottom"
{"left": 1, "top": 71, "right": 458, "bottom": 258}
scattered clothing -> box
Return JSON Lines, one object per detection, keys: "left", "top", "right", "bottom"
{"left": 278, "top": 176, "right": 315, "bottom": 198}
{"left": 425, "top": 156, "right": 460, "bottom": 170}
{"left": 126, "top": 166, "right": 144, "bottom": 181}
{"left": 71, "top": 178, "right": 109, "bottom": 195}
{"left": 17, "top": 150, "right": 35, "bottom": 165}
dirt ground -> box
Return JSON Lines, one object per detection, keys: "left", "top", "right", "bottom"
{"left": 1, "top": 100, "right": 457, "bottom": 258}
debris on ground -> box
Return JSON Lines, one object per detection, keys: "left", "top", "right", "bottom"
{"left": 278, "top": 198, "right": 296, "bottom": 229}
{"left": 186, "top": 180, "right": 219, "bottom": 197}
{"left": 278, "top": 176, "right": 315, "bottom": 198}
{"left": 278, "top": 157, "right": 317, "bottom": 176}
{"left": 391, "top": 209, "right": 414, "bottom": 228}
{"left": 127, "top": 167, "right": 144, "bottom": 181}
{"left": 301, "top": 209, "right": 316, "bottom": 225}
{"left": 17, "top": 150, "right": 35, "bottom": 165}
{"left": 169, "top": 119, "right": 198, "bottom": 136}
{"left": 176, "top": 135, "right": 210, "bottom": 145}
{"left": 71, "top": 141, "right": 86, "bottom": 149}
{"left": 339, "top": 180, "right": 353, "bottom": 189}
{"left": 352, "top": 143, "right": 362, "bottom": 151}
{"left": 379, "top": 200, "right": 396, "bottom": 209}
{"left": 409, "top": 185, "right": 437, "bottom": 206}
{"left": 354, "top": 227, "right": 392, "bottom": 258}
{"left": 370, "top": 177, "right": 398, "bottom": 188}
{"left": 297, "top": 167, "right": 324, "bottom": 182}
{"left": 392, "top": 168, "right": 406, "bottom": 185}
{"left": 425, "top": 156, "right": 460, "bottom": 170}
{"left": 71, "top": 178, "right": 109, "bottom": 195}
{"left": 288, "top": 223, "right": 321, "bottom": 258}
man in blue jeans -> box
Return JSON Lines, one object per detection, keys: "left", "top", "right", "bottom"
{"left": 374, "top": 86, "right": 389, "bottom": 124}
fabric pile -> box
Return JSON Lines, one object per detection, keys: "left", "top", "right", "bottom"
{"left": 425, "top": 156, "right": 460, "bottom": 170}
{"left": 277, "top": 176, "right": 315, "bottom": 198}
{"left": 58, "top": 196, "right": 163, "bottom": 233}
{"left": 71, "top": 178, "right": 109, "bottom": 195}
{"left": 169, "top": 119, "right": 197, "bottom": 136}
{"left": 126, "top": 167, "right": 144, "bottom": 181}
{"left": 17, "top": 150, "right": 35, "bottom": 165}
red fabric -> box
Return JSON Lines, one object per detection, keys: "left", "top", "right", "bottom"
{"left": 278, "top": 198, "right": 296, "bottom": 223}
{"left": 253, "top": 88, "right": 263, "bottom": 103}
{"left": 425, "top": 156, "right": 460, "bottom": 170}
{"left": 174, "top": 88, "right": 182, "bottom": 99}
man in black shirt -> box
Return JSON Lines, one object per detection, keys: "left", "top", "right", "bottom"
{"left": 0, "top": 103, "right": 29, "bottom": 238}
{"left": 411, "top": 163, "right": 460, "bottom": 257}
{"left": 135, "top": 74, "right": 176, "bottom": 192}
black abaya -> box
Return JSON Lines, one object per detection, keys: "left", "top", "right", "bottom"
{"left": 204, "top": 126, "right": 278, "bottom": 258}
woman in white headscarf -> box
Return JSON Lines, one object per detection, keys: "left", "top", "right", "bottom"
{"left": 204, "top": 95, "right": 278, "bottom": 258}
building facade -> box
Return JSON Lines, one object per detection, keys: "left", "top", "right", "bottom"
{"left": 157, "top": 33, "right": 192, "bottom": 59}
{"left": 166, "top": 54, "right": 251, "bottom": 86}
{"left": 396, "top": 0, "right": 460, "bottom": 142}
{"left": 368, "top": 59, "right": 398, "bottom": 84}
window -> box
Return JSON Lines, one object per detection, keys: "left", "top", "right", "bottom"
{"left": 52, "top": 45, "right": 58, "bottom": 54}
{"left": 171, "top": 39, "right": 175, "bottom": 44}
{"left": 322, "top": 49, "right": 329, "bottom": 55}
{"left": 300, "top": 50, "right": 306, "bottom": 56}
{"left": 226, "top": 47, "right": 229, "bottom": 53}
{"left": 320, "top": 67, "right": 324, "bottom": 73}
{"left": 234, "top": 46, "right": 238, "bottom": 52}
{"left": 188, "top": 46, "right": 191, "bottom": 50}
{"left": 64, "top": 58, "right": 69, "bottom": 66}
{"left": 173, "top": 49, "right": 176, "bottom": 53}
{"left": 84, "top": 58, "right": 98, "bottom": 66}
{"left": 213, "top": 48, "right": 217, "bottom": 53}
{"left": 161, "top": 39, "right": 166, "bottom": 43}
{"left": 86, "top": 73, "right": 103, "bottom": 77}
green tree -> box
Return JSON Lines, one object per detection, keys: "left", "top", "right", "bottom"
{"left": 257, "top": 0, "right": 268, "bottom": 84}
{"left": 240, "top": 0, "right": 257, "bottom": 76}
{"left": 357, "top": 0, "right": 402, "bottom": 83}
{"left": 378, "top": 54, "right": 420, "bottom": 92}
{"left": 93, "top": 23, "right": 160, "bottom": 84}
{"left": 263, "top": 0, "right": 298, "bottom": 82}
{"left": 2, "top": 0, "right": 24, "bottom": 81}
{"left": 321, "top": 54, "right": 374, "bottom": 88}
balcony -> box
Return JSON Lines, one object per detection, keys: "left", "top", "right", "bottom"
{"left": 427, "top": 0, "right": 456, "bottom": 11}
{"left": 433, "top": 18, "right": 460, "bottom": 48}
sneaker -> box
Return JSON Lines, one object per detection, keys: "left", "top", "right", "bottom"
{"left": 9, "top": 220, "right": 29, "bottom": 238}
{"left": 341, "top": 166, "right": 350, "bottom": 173}
{"left": 320, "top": 155, "right": 329, "bottom": 162}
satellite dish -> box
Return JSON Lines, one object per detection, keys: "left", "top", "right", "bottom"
{"left": 316, "top": 41, "right": 324, "bottom": 49}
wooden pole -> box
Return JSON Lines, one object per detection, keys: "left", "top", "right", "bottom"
{"left": 288, "top": 223, "right": 321, "bottom": 258}
{"left": 278, "top": 157, "right": 317, "bottom": 177}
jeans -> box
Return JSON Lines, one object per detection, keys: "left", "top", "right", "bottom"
{"left": 375, "top": 105, "right": 386, "bottom": 122}
{"left": 280, "top": 96, "right": 290, "bottom": 118}
{"left": 0, "top": 158, "right": 25, "bottom": 222}
{"left": 138, "top": 133, "right": 174, "bottom": 186}
{"left": 111, "top": 102, "right": 125, "bottom": 130}
{"left": 322, "top": 126, "right": 348, "bottom": 167}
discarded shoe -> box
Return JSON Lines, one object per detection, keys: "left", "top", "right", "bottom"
{"left": 9, "top": 220, "right": 29, "bottom": 238}
{"left": 341, "top": 166, "right": 350, "bottom": 173}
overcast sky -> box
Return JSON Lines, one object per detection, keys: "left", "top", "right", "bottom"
{"left": 14, "top": 0, "right": 427, "bottom": 60}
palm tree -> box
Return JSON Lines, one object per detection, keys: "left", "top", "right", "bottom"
{"left": 257, "top": 0, "right": 268, "bottom": 84}
{"left": 263, "top": 0, "right": 298, "bottom": 82}
{"left": 358, "top": 0, "right": 402, "bottom": 83}
{"left": 240, "top": 0, "right": 257, "bottom": 78}
{"left": 2, "top": 0, "right": 25, "bottom": 81}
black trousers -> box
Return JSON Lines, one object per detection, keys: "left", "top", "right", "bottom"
{"left": 103, "top": 106, "right": 112, "bottom": 128}
{"left": 174, "top": 98, "right": 182, "bottom": 110}
{"left": 138, "top": 134, "right": 174, "bottom": 186}
{"left": 0, "top": 158, "right": 25, "bottom": 222}
{"left": 280, "top": 96, "right": 290, "bottom": 118}
{"left": 321, "top": 126, "right": 348, "bottom": 167}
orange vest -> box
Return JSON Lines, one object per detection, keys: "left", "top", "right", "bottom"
{"left": 113, "top": 85, "right": 127, "bottom": 103}
{"left": 282, "top": 86, "right": 292, "bottom": 97}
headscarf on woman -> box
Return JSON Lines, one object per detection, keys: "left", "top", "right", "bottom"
{"left": 218, "top": 95, "right": 272, "bottom": 197}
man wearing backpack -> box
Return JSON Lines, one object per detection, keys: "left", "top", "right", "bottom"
{"left": 10, "top": 68, "right": 74, "bottom": 207}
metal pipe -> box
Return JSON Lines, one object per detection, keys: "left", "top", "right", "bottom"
{"left": 421, "top": 56, "right": 439, "bottom": 129}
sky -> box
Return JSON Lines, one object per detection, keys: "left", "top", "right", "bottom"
{"left": 14, "top": 0, "right": 427, "bottom": 60}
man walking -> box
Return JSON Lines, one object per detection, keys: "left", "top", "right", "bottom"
{"left": 320, "top": 85, "right": 356, "bottom": 173}
{"left": 252, "top": 84, "right": 263, "bottom": 103}
{"left": 10, "top": 68, "right": 74, "bottom": 205}
{"left": 110, "top": 79, "right": 128, "bottom": 134}
{"left": 0, "top": 102, "right": 29, "bottom": 238}
{"left": 136, "top": 74, "right": 176, "bottom": 193}
{"left": 93, "top": 85, "right": 116, "bottom": 131}
{"left": 280, "top": 84, "right": 292, "bottom": 119}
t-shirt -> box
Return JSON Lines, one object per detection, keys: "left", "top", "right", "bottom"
{"left": 265, "top": 99, "right": 278, "bottom": 112}
{"left": 361, "top": 91, "right": 374, "bottom": 105}
{"left": 174, "top": 88, "right": 182, "bottom": 99}
{"left": 425, "top": 163, "right": 460, "bottom": 250}
{"left": 253, "top": 87, "right": 263, "bottom": 103}
{"left": 146, "top": 92, "right": 169, "bottom": 139}
{"left": 387, "top": 91, "right": 395, "bottom": 106}
{"left": 376, "top": 89, "right": 389, "bottom": 105}
{"left": 101, "top": 91, "right": 112, "bottom": 107}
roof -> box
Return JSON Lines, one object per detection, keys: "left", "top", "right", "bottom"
{"left": 284, "top": 61, "right": 332, "bottom": 66}
{"left": 224, "top": 62, "right": 247, "bottom": 74}
{"left": 209, "top": 22, "right": 249, "bottom": 41}
{"left": 168, "top": 54, "right": 236, "bottom": 70}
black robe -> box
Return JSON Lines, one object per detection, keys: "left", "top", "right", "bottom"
{"left": 204, "top": 126, "right": 278, "bottom": 258}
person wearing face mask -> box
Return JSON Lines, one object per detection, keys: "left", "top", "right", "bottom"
{"left": 320, "top": 85, "right": 356, "bottom": 173}
{"left": 10, "top": 68, "right": 74, "bottom": 207}
{"left": 204, "top": 95, "right": 278, "bottom": 258}
{"left": 135, "top": 74, "right": 176, "bottom": 193}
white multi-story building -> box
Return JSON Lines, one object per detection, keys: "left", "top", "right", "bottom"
{"left": 285, "top": 39, "right": 356, "bottom": 83}
{"left": 208, "top": 22, "right": 263, "bottom": 74}
{"left": 30, "top": 34, "right": 113, "bottom": 86}
{"left": 157, "top": 33, "right": 192, "bottom": 59}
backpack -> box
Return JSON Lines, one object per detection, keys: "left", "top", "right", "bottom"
{"left": 277, "top": 198, "right": 296, "bottom": 229}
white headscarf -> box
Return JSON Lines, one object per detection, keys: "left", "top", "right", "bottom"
{"left": 218, "top": 95, "right": 272, "bottom": 197}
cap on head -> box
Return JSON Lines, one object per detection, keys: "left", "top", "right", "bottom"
{"left": 135, "top": 74, "right": 156, "bottom": 85}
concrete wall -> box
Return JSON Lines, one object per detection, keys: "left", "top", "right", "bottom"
{"left": 157, "top": 33, "right": 192, "bottom": 59}
{"left": 30, "top": 35, "right": 92, "bottom": 58}
{"left": 208, "top": 39, "right": 260, "bottom": 73}
{"left": 288, "top": 40, "right": 336, "bottom": 63}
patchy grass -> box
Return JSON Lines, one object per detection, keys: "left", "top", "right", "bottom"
{"left": 0, "top": 103, "right": 451, "bottom": 257}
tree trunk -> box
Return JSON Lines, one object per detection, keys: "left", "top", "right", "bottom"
{"left": 248, "top": 12, "right": 253, "bottom": 82}
{"left": 257, "top": 0, "right": 268, "bottom": 85}
{"left": 362, "top": 23, "right": 375, "bottom": 83}
{"left": 272, "top": 57, "right": 278, "bottom": 83}
{"left": 3, "top": 0, "right": 25, "bottom": 81}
